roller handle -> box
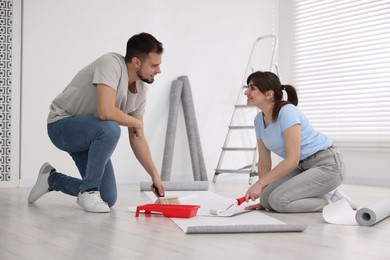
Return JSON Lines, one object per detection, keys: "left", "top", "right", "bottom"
{"left": 236, "top": 196, "right": 247, "bottom": 206}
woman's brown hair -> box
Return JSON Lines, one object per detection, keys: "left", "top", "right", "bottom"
{"left": 246, "top": 71, "right": 298, "bottom": 121}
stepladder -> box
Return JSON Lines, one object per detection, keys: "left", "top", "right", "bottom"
{"left": 213, "top": 35, "right": 278, "bottom": 184}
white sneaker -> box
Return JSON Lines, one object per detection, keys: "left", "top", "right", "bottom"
{"left": 77, "top": 191, "right": 110, "bottom": 213}
{"left": 329, "top": 190, "right": 358, "bottom": 209}
{"left": 28, "top": 162, "right": 55, "bottom": 203}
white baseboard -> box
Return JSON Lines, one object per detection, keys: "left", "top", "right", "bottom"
{"left": 344, "top": 176, "right": 390, "bottom": 187}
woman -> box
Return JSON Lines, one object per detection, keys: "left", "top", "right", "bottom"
{"left": 244, "top": 71, "right": 353, "bottom": 213}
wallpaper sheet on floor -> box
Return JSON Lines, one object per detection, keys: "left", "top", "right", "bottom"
{"left": 131, "top": 190, "right": 307, "bottom": 234}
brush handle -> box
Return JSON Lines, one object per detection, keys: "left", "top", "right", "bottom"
{"left": 152, "top": 184, "right": 164, "bottom": 197}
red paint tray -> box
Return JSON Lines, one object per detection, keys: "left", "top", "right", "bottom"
{"left": 135, "top": 204, "right": 200, "bottom": 218}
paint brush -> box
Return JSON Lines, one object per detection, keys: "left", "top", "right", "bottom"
{"left": 152, "top": 184, "right": 180, "bottom": 204}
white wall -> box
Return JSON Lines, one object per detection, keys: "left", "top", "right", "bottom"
{"left": 20, "top": 0, "right": 276, "bottom": 186}
{"left": 21, "top": 0, "right": 389, "bottom": 188}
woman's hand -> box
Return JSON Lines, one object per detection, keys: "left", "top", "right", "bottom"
{"left": 245, "top": 180, "right": 266, "bottom": 201}
{"left": 245, "top": 203, "right": 265, "bottom": 211}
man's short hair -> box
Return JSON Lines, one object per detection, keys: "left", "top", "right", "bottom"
{"left": 125, "top": 32, "right": 163, "bottom": 63}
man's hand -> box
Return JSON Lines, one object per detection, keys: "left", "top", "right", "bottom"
{"left": 151, "top": 182, "right": 165, "bottom": 197}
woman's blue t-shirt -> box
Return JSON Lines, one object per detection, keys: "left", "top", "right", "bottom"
{"left": 254, "top": 104, "right": 332, "bottom": 160}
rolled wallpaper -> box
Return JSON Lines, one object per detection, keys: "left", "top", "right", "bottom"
{"left": 323, "top": 198, "right": 390, "bottom": 226}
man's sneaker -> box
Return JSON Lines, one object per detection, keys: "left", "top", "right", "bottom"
{"left": 77, "top": 191, "right": 110, "bottom": 213}
{"left": 28, "top": 162, "right": 55, "bottom": 203}
{"left": 328, "top": 190, "right": 358, "bottom": 210}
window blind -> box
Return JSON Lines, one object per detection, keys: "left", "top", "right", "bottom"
{"left": 291, "top": 0, "right": 390, "bottom": 150}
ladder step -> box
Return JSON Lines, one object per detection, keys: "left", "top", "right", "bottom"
{"left": 214, "top": 35, "right": 277, "bottom": 184}
{"left": 229, "top": 126, "right": 254, "bottom": 130}
{"left": 222, "top": 147, "right": 256, "bottom": 151}
{"left": 215, "top": 169, "right": 255, "bottom": 173}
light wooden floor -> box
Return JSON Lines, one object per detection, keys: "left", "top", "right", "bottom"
{"left": 1, "top": 181, "right": 390, "bottom": 260}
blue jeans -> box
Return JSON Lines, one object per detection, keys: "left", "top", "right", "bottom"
{"left": 47, "top": 116, "right": 121, "bottom": 207}
{"left": 260, "top": 146, "right": 345, "bottom": 213}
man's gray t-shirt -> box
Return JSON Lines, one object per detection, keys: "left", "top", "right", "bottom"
{"left": 47, "top": 52, "right": 148, "bottom": 124}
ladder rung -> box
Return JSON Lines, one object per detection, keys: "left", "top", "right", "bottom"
{"left": 215, "top": 169, "right": 255, "bottom": 173}
{"left": 214, "top": 35, "right": 277, "bottom": 184}
{"left": 222, "top": 147, "right": 256, "bottom": 151}
{"left": 229, "top": 126, "right": 254, "bottom": 130}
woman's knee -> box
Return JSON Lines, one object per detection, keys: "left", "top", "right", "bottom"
{"left": 260, "top": 196, "right": 271, "bottom": 210}
{"left": 268, "top": 192, "right": 289, "bottom": 212}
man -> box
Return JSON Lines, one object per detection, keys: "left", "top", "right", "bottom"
{"left": 28, "top": 32, "right": 165, "bottom": 213}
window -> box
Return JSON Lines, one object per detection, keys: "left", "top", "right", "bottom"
{"left": 291, "top": 0, "right": 390, "bottom": 150}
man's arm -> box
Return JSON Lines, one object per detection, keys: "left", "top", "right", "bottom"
{"left": 128, "top": 116, "right": 164, "bottom": 196}
{"left": 97, "top": 84, "right": 164, "bottom": 195}
{"left": 96, "top": 84, "right": 142, "bottom": 128}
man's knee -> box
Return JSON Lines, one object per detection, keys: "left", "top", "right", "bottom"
{"left": 102, "top": 191, "right": 117, "bottom": 208}
{"left": 99, "top": 121, "right": 121, "bottom": 143}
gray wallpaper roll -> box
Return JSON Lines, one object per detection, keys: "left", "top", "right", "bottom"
{"left": 186, "top": 224, "right": 307, "bottom": 234}
{"left": 179, "top": 75, "right": 208, "bottom": 181}
{"left": 179, "top": 76, "right": 201, "bottom": 181}
{"left": 355, "top": 199, "right": 390, "bottom": 226}
{"left": 161, "top": 80, "right": 183, "bottom": 181}
{"left": 143, "top": 76, "right": 209, "bottom": 193}
{"left": 139, "top": 181, "right": 209, "bottom": 191}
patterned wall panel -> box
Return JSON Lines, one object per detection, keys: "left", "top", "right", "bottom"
{"left": 0, "top": 0, "right": 12, "bottom": 182}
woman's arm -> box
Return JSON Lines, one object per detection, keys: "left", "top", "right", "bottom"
{"left": 257, "top": 139, "right": 272, "bottom": 179}
{"left": 246, "top": 124, "right": 301, "bottom": 200}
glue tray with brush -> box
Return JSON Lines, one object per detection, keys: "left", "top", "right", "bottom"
{"left": 135, "top": 204, "right": 200, "bottom": 218}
